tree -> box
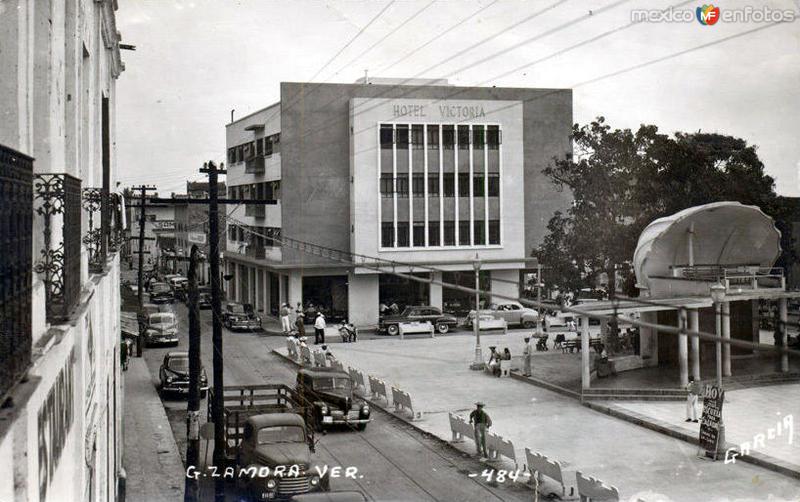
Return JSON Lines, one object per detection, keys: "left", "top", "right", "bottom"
{"left": 536, "top": 117, "right": 785, "bottom": 300}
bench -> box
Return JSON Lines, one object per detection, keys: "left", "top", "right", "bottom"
{"left": 575, "top": 471, "right": 619, "bottom": 502}
{"left": 398, "top": 321, "right": 435, "bottom": 339}
{"left": 486, "top": 433, "right": 517, "bottom": 469}
{"left": 391, "top": 386, "right": 420, "bottom": 420}
{"left": 525, "top": 448, "right": 566, "bottom": 497}
{"left": 368, "top": 375, "right": 388, "bottom": 403}
{"left": 448, "top": 413, "right": 474, "bottom": 442}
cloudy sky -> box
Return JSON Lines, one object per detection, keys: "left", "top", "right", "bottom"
{"left": 116, "top": 0, "right": 800, "bottom": 195}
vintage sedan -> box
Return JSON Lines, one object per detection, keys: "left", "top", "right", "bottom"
{"left": 149, "top": 282, "right": 174, "bottom": 304}
{"left": 296, "top": 368, "right": 370, "bottom": 432}
{"left": 466, "top": 302, "right": 538, "bottom": 329}
{"left": 222, "top": 302, "right": 262, "bottom": 331}
{"left": 145, "top": 311, "right": 180, "bottom": 346}
{"left": 379, "top": 306, "right": 458, "bottom": 335}
{"left": 158, "top": 351, "right": 209, "bottom": 397}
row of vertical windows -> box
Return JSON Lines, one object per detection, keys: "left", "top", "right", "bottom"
{"left": 227, "top": 133, "right": 281, "bottom": 164}
{"left": 228, "top": 181, "right": 281, "bottom": 201}
{"left": 380, "top": 124, "right": 501, "bottom": 150}
{"left": 380, "top": 173, "right": 500, "bottom": 198}
{"left": 381, "top": 220, "right": 500, "bottom": 248}
{"left": 229, "top": 225, "right": 281, "bottom": 247}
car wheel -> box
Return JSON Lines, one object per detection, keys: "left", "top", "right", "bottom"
{"left": 387, "top": 324, "right": 399, "bottom": 336}
{"left": 436, "top": 323, "right": 450, "bottom": 334}
{"left": 522, "top": 320, "right": 535, "bottom": 329}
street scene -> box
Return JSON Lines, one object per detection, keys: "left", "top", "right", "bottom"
{"left": 2, "top": 1, "right": 800, "bottom": 501}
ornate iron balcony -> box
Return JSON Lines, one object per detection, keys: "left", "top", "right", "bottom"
{"left": 83, "top": 187, "right": 108, "bottom": 273}
{"left": 34, "top": 173, "right": 82, "bottom": 323}
{"left": 0, "top": 144, "right": 34, "bottom": 399}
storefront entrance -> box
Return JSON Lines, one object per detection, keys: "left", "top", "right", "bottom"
{"left": 302, "top": 275, "right": 348, "bottom": 323}
{"left": 379, "top": 273, "right": 430, "bottom": 314}
{"left": 442, "top": 271, "right": 491, "bottom": 316}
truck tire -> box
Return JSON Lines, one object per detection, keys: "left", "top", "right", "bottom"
{"left": 436, "top": 323, "right": 450, "bottom": 334}
{"left": 387, "top": 324, "right": 399, "bottom": 336}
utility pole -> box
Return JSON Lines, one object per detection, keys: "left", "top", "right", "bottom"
{"left": 535, "top": 262, "right": 543, "bottom": 338}
{"left": 185, "top": 246, "right": 201, "bottom": 502}
{"left": 199, "top": 161, "right": 227, "bottom": 502}
{"left": 470, "top": 253, "right": 483, "bottom": 370}
{"left": 132, "top": 185, "right": 156, "bottom": 357}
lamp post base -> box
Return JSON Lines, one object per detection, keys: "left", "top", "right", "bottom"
{"left": 470, "top": 346, "right": 484, "bottom": 370}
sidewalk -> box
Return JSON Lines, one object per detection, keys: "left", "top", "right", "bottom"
{"left": 284, "top": 333, "right": 800, "bottom": 501}
{"left": 123, "top": 358, "right": 185, "bottom": 502}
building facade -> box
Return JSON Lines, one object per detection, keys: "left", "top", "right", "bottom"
{"left": 124, "top": 192, "right": 175, "bottom": 270}
{"left": 0, "top": 1, "right": 125, "bottom": 501}
{"left": 174, "top": 181, "right": 226, "bottom": 283}
{"left": 224, "top": 79, "right": 572, "bottom": 326}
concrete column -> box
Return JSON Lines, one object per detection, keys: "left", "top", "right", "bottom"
{"left": 233, "top": 263, "right": 240, "bottom": 302}
{"left": 678, "top": 309, "right": 689, "bottom": 387}
{"left": 288, "top": 271, "right": 303, "bottom": 314}
{"left": 265, "top": 271, "right": 272, "bottom": 315}
{"left": 780, "top": 298, "right": 789, "bottom": 372}
{"left": 689, "top": 309, "right": 700, "bottom": 381}
{"left": 490, "top": 269, "right": 519, "bottom": 305}
{"left": 581, "top": 315, "right": 591, "bottom": 390}
{"left": 722, "top": 302, "right": 731, "bottom": 377}
{"left": 430, "top": 271, "right": 443, "bottom": 310}
{"left": 640, "top": 311, "right": 659, "bottom": 366}
{"left": 348, "top": 272, "right": 379, "bottom": 327}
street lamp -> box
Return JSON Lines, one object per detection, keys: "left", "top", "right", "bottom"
{"left": 709, "top": 282, "right": 727, "bottom": 457}
{"left": 470, "top": 254, "right": 484, "bottom": 370}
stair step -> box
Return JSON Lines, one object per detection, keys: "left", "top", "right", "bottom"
{"left": 583, "top": 394, "right": 685, "bottom": 401}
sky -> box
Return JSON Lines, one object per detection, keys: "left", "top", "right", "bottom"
{"left": 116, "top": 0, "right": 800, "bottom": 196}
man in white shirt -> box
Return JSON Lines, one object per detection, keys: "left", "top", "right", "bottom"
{"left": 280, "top": 303, "right": 291, "bottom": 335}
{"left": 314, "top": 312, "right": 326, "bottom": 344}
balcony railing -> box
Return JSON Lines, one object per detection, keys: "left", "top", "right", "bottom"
{"left": 245, "top": 204, "right": 266, "bottom": 218}
{"left": 0, "top": 144, "right": 33, "bottom": 399}
{"left": 245, "top": 156, "right": 265, "bottom": 174}
{"left": 671, "top": 264, "right": 785, "bottom": 291}
{"left": 83, "top": 187, "right": 108, "bottom": 273}
{"left": 34, "top": 173, "right": 82, "bottom": 322}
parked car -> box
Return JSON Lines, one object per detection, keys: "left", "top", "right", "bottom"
{"left": 197, "top": 292, "right": 212, "bottom": 309}
{"left": 158, "top": 351, "right": 209, "bottom": 397}
{"left": 296, "top": 368, "right": 370, "bottom": 432}
{"left": 222, "top": 302, "right": 262, "bottom": 331}
{"left": 145, "top": 311, "right": 179, "bottom": 346}
{"left": 149, "top": 282, "right": 174, "bottom": 304}
{"left": 379, "top": 306, "right": 458, "bottom": 335}
{"left": 466, "top": 302, "right": 538, "bottom": 329}
{"left": 169, "top": 276, "right": 189, "bottom": 294}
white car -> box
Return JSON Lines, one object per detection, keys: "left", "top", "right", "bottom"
{"left": 467, "top": 302, "right": 538, "bottom": 329}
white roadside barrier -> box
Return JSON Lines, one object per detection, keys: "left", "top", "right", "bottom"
{"left": 347, "top": 367, "right": 366, "bottom": 395}
{"left": 312, "top": 350, "right": 327, "bottom": 368}
{"left": 391, "top": 386, "right": 421, "bottom": 420}
{"left": 398, "top": 321, "right": 435, "bottom": 340}
{"left": 525, "top": 448, "right": 568, "bottom": 497}
{"left": 448, "top": 413, "right": 474, "bottom": 442}
{"left": 286, "top": 338, "right": 299, "bottom": 361}
{"left": 368, "top": 375, "right": 388, "bottom": 403}
{"left": 575, "top": 471, "right": 619, "bottom": 502}
{"left": 486, "top": 433, "right": 518, "bottom": 469}
{"left": 300, "top": 344, "right": 312, "bottom": 365}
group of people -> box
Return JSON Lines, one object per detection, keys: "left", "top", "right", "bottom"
{"left": 280, "top": 302, "right": 328, "bottom": 344}
{"left": 486, "top": 346, "right": 512, "bottom": 377}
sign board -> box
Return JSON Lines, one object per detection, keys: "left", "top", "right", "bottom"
{"left": 698, "top": 384, "right": 725, "bottom": 459}
{"left": 188, "top": 232, "right": 207, "bottom": 244}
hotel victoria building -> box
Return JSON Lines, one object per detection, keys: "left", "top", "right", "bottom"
{"left": 224, "top": 79, "right": 572, "bottom": 326}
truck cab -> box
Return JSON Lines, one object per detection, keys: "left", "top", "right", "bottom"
{"left": 296, "top": 368, "right": 370, "bottom": 432}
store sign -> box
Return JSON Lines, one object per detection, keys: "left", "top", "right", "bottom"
{"left": 392, "top": 103, "right": 487, "bottom": 120}
{"left": 38, "top": 348, "right": 76, "bottom": 502}
{"left": 188, "top": 232, "right": 207, "bottom": 244}
{"left": 698, "top": 384, "right": 725, "bottom": 459}
{"left": 153, "top": 220, "right": 175, "bottom": 230}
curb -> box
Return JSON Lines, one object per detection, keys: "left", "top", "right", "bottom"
{"left": 583, "top": 400, "right": 800, "bottom": 480}
{"left": 508, "top": 372, "right": 582, "bottom": 400}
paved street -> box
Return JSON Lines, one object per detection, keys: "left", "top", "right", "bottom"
{"left": 136, "top": 297, "right": 534, "bottom": 501}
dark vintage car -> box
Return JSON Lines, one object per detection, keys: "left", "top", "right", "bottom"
{"left": 158, "top": 351, "right": 209, "bottom": 397}
{"left": 149, "top": 282, "right": 174, "bottom": 304}
{"left": 222, "top": 302, "right": 262, "bottom": 331}
{"left": 145, "top": 311, "right": 180, "bottom": 346}
{"left": 379, "top": 306, "right": 458, "bottom": 335}
{"left": 296, "top": 368, "right": 370, "bottom": 432}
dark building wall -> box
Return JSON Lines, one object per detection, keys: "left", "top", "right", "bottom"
{"left": 279, "top": 82, "right": 573, "bottom": 266}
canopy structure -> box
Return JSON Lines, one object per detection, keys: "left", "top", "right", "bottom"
{"left": 633, "top": 202, "right": 782, "bottom": 298}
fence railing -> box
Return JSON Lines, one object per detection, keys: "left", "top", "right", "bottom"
{"left": 34, "top": 173, "right": 82, "bottom": 322}
{"left": 0, "top": 144, "right": 34, "bottom": 399}
{"left": 83, "top": 187, "right": 108, "bottom": 272}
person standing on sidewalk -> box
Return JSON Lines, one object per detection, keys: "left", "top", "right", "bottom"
{"left": 685, "top": 376, "right": 700, "bottom": 423}
{"left": 314, "top": 311, "right": 326, "bottom": 345}
{"left": 295, "top": 312, "right": 306, "bottom": 339}
{"left": 522, "top": 337, "right": 532, "bottom": 377}
{"left": 469, "top": 402, "right": 492, "bottom": 458}
{"left": 280, "top": 303, "right": 291, "bottom": 335}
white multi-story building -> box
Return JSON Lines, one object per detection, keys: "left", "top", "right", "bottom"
{"left": 0, "top": 1, "right": 125, "bottom": 501}
{"left": 224, "top": 79, "right": 572, "bottom": 326}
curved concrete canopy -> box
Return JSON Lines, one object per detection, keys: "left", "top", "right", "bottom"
{"left": 633, "top": 202, "right": 781, "bottom": 289}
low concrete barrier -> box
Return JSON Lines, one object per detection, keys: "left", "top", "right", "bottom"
{"left": 499, "top": 360, "right": 511, "bottom": 378}
{"left": 398, "top": 321, "right": 434, "bottom": 340}
{"left": 486, "top": 433, "right": 517, "bottom": 469}
{"left": 347, "top": 367, "right": 366, "bottom": 395}
{"left": 525, "top": 448, "right": 567, "bottom": 496}
{"left": 391, "top": 386, "right": 420, "bottom": 420}
{"left": 448, "top": 413, "right": 474, "bottom": 442}
{"left": 575, "top": 471, "right": 619, "bottom": 502}
{"left": 312, "top": 350, "right": 327, "bottom": 368}
{"left": 300, "top": 344, "right": 312, "bottom": 365}
{"left": 286, "top": 338, "right": 299, "bottom": 360}
{"left": 368, "top": 375, "right": 388, "bottom": 403}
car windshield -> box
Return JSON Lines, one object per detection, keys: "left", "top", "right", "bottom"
{"left": 150, "top": 313, "right": 176, "bottom": 327}
{"left": 400, "top": 307, "right": 414, "bottom": 316}
{"left": 313, "top": 377, "right": 352, "bottom": 392}
{"left": 152, "top": 283, "right": 169, "bottom": 293}
{"left": 229, "top": 304, "right": 245, "bottom": 314}
{"left": 257, "top": 426, "right": 305, "bottom": 444}
{"left": 167, "top": 357, "right": 189, "bottom": 372}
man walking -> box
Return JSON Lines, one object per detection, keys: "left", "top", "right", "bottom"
{"left": 280, "top": 303, "right": 291, "bottom": 335}
{"left": 314, "top": 311, "right": 326, "bottom": 345}
{"left": 523, "top": 337, "right": 532, "bottom": 377}
{"left": 295, "top": 312, "right": 306, "bottom": 339}
{"left": 685, "top": 376, "right": 700, "bottom": 423}
{"left": 469, "top": 402, "right": 492, "bottom": 458}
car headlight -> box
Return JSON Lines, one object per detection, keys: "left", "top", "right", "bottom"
{"left": 310, "top": 475, "right": 320, "bottom": 486}
{"left": 320, "top": 405, "right": 329, "bottom": 415}
{"left": 266, "top": 478, "right": 277, "bottom": 490}
{"left": 361, "top": 404, "right": 370, "bottom": 415}
{"left": 166, "top": 376, "right": 173, "bottom": 383}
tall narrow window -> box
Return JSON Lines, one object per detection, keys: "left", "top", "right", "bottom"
{"left": 473, "top": 175, "right": 485, "bottom": 197}
{"left": 396, "top": 174, "right": 409, "bottom": 197}
{"left": 411, "top": 125, "right": 424, "bottom": 150}
{"left": 264, "top": 137, "right": 273, "bottom": 156}
{"left": 256, "top": 138, "right": 264, "bottom": 156}
{"left": 397, "top": 222, "right": 410, "bottom": 247}
{"left": 380, "top": 125, "right": 393, "bottom": 149}
{"left": 412, "top": 174, "right": 425, "bottom": 197}
{"left": 396, "top": 125, "right": 409, "bottom": 149}
{"left": 442, "top": 174, "right": 455, "bottom": 197}
{"left": 459, "top": 221, "right": 470, "bottom": 245}
{"left": 458, "top": 173, "right": 470, "bottom": 197}
{"left": 428, "top": 221, "right": 440, "bottom": 246}
{"left": 489, "top": 220, "right": 500, "bottom": 244}
{"left": 381, "top": 223, "right": 394, "bottom": 247}
{"left": 380, "top": 174, "right": 394, "bottom": 198}
{"left": 487, "top": 126, "right": 501, "bottom": 149}
{"left": 428, "top": 175, "right": 440, "bottom": 195}
{"left": 427, "top": 127, "right": 439, "bottom": 147}
{"left": 474, "top": 220, "right": 485, "bottom": 245}
{"left": 413, "top": 223, "right": 425, "bottom": 246}
{"left": 457, "top": 126, "right": 470, "bottom": 149}
{"left": 442, "top": 126, "right": 455, "bottom": 150}
{"left": 472, "top": 125, "right": 485, "bottom": 149}
{"left": 488, "top": 174, "right": 500, "bottom": 197}
{"left": 443, "top": 221, "right": 455, "bottom": 246}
